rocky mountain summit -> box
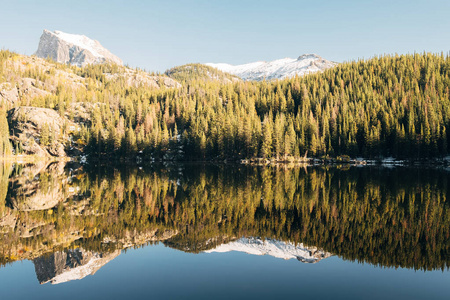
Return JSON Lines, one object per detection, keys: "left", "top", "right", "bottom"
{"left": 206, "top": 54, "right": 336, "bottom": 81}
{"left": 35, "top": 29, "right": 123, "bottom": 67}
{"left": 205, "top": 237, "right": 332, "bottom": 263}
{"left": 33, "top": 248, "right": 121, "bottom": 285}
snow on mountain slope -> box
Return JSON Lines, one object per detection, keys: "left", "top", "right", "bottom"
{"left": 206, "top": 54, "right": 336, "bottom": 81}
{"left": 204, "top": 237, "right": 332, "bottom": 263}
{"left": 35, "top": 29, "right": 123, "bottom": 67}
{"left": 33, "top": 248, "right": 121, "bottom": 285}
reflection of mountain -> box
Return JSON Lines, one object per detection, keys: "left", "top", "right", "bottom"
{"left": 31, "top": 236, "right": 330, "bottom": 285}
{"left": 33, "top": 248, "right": 120, "bottom": 285}
{"left": 30, "top": 227, "right": 179, "bottom": 285}
{"left": 205, "top": 237, "right": 331, "bottom": 263}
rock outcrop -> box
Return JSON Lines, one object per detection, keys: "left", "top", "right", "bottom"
{"left": 7, "top": 106, "right": 75, "bottom": 157}
{"left": 0, "top": 82, "right": 19, "bottom": 104}
{"left": 104, "top": 68, "right": 181, "bottom": 89}
{"left": 0, "top": 78, "right": 51, "bottom": 105}
{"left": 17, "top": 78, "right": 51, "bottom": 99}
{"left": 5, "top": 55, "right": 87, "bottom": 92}
{"left": 35, "top": 29, "right": 123, "bottom": 67}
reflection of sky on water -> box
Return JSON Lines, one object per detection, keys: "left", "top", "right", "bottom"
{"left": 0, "top": 243, "right": 449, "bottom": 300}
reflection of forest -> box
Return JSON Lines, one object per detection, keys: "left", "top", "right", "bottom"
{"left": 0, "top": 162, "right": 449, "bottom": 274}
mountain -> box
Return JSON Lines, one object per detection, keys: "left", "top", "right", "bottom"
{"left": 35, "top": 29, "right": 123, "bottom": 67}
{"left": 204, "top": 237, "right": 332, "bottom": 263}
{"left": 206, "top": 54, "right": 336, "bottom": 81}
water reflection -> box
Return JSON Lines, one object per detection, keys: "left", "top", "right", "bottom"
{"left": 0, "top": 162, "right": 449, "bottom": 285}
{"left": 205, "top": 237, "right": 332, "bottom": 263}
{"left": 34, "top": 248, "right": 120, "bottom": 285}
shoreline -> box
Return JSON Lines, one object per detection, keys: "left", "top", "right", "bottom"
{"left": 2, "top": 154, "right": 450, "bottom": 168}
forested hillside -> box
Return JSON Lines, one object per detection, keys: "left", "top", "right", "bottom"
{"left": 165, "top": 63, "right": 240, "bottom": 84}
{"left": 1, "top": 50, "right": 450, "bottom": 160}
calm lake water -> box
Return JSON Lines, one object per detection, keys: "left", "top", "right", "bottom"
{"left": 0, "top": 162, "right": 449, "bottom": 299}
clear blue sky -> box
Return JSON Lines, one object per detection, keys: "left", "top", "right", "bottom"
{"left": 0, "top": 0, "right": 449, "bottom": 72}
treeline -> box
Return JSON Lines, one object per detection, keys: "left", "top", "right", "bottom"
{"left": 2, "top": 51, "right": 450, "bottom": 159}
{"left": 0, "top": 164, "right": 449, "bottom": 270}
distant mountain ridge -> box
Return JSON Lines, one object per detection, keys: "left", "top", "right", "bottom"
{"left": 206, "top": 54, "right": 336, "bottom": 81}
{"left": 35, "top": 29, "right": 123, "bottom": 67}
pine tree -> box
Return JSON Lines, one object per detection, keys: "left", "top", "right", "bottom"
{"left": 261, "top": 116, "right": 273, "bottom": 158}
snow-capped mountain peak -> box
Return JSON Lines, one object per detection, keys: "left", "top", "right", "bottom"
{"left": 204, "top": 237, "right": 332, "bottom": 263}
{"left": 35, "top": 29, "right": 123, "bottom": 67}
{"left": 33, "top": 248, "right": 121, "bottom": 285}
{"left": 206, "top": 54, "right": 336, "bottom": 81}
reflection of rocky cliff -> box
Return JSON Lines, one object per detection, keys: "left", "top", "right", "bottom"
{"left": 205, "top": 237, "right": 332, "bottom": 263}
{"left": 0, "top": 161, "right": 86, "bottom": 264}
{"left": 31, "top": 228, "right": 178, "bottom": 285}
{"left": 34, "top": 248, "right": 120, "bottom": 285}
{"left": 6, "top": 161, "right": 71, "bottom": 211}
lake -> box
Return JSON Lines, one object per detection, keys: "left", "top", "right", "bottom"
{"left": 0, "top": 162, "right": 449, "bottom": 299}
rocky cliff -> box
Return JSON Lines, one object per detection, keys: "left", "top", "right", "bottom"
{"left": 7, "top": 107, "right": 75, "bottom": 157}
{"left": 35, "top": 30, "right": 123, "bottom": 67}
{"left": 6, "top": 161, "right": 70, "bottom": 211}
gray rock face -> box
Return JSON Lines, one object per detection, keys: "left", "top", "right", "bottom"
{"left": 33, "top": 248, "right": 121, "bottom": 284}
{"left": 7, "top": 106, "right": 74, "bottom": 157}
{"left": 35, "top": 29, "right": 123, "bottom": 67}
{"left": 7, "top": 161, "right": 68, "bottom": 211}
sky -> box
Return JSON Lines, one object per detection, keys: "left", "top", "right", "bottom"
{"left": 0, "top": 0, "right": 449, "bottom": 72}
